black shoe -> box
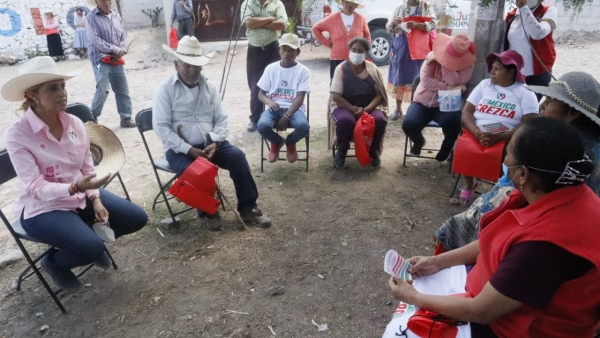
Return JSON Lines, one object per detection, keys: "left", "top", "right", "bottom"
{"left": 120, "top": 118, "right": 136, "bottom": 128}
{"left": 371, "top": 150, "right": 381, "bottom": 167}
{"left": 94, "top": 251, "right": 112, "bottom": 269}
{"left": 334, "top": 149, "right": 347, "bottom": 168}
{"left": 41, "top": 255, "right": 82, "bottom": 290}
{"left": 240, "top": 208, "right": 271, "bottom": 228}
{"left": 410, "top": 136, "right": 426, "bottom": 156}
{"left": 247, "top": 121, "right": 257, "bottom": 132}
{"left": 198, "top": 210, "right": 223, "bottom": 231}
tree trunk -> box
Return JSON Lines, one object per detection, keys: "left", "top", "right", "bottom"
{"left": 466, "top": 0, "right": 506, "bottom": 93}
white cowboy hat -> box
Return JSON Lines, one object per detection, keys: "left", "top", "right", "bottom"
{"left": 162, "top": 36, "right": 214, "bottom": 67}
{"left": 1, "top": 56, "right": 81, "bottom": 102}
{"left": 85, "top": 0, "right": 97, "bottom": 6}
{"left": 84, "top": 122, "right": 125, "bottom": 178}
{"left": 336, "top": 0, "right": 365, "bottom": 9}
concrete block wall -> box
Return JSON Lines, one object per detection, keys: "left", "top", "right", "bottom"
{"left": 121, "top": 0, "right": 165, "bottom": 28}
{"left": 554, "top": 0, "right": 600, "bottom": 34}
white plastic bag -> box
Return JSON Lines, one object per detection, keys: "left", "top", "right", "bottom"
{"left": 92, "top": 222, "right": 115, "bottom": 242}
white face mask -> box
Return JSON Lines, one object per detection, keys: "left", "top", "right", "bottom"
{"left": 526, "top": 0, "right": 539, "bottom": 8}
{"left": 349, "top": 52, "right": 366, "bottom": 65}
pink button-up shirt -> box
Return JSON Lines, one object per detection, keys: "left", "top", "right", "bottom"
{"left": 5, "top": 108, "right": 99, "bottom": 219}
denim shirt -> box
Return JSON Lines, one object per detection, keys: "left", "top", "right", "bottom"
{"left": 153, "top": 74, "right": 229, "bottom": 155}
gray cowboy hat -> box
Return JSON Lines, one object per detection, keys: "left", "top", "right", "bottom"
{"left": 528, "top": 72, "right": 600, "bottom": 126}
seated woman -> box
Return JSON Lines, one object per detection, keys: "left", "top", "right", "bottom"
{"left": 457, "top": 50, "right": 538, "bottom": 206}
{"left": 435, "top": 71, "right": 600, "bottom": 252}
{"left": 386, "top": 118, "right": 600, "bottom": 337}
{"left": 2, "top": 56, "right": 148, "bottom": 290}
{"left": 402, "top": 33, "right": 475, "bottom": 162}
{"left": 329, "top": 37, "right": 389, "bottom": 168}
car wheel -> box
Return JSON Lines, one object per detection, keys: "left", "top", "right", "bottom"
{"left": 369, "top": 28, "right": 392, "bottom": 66}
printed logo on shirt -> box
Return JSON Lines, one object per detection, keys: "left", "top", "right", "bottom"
{"left": 68, "top": 130, "right": 77, "bottom": 140}
{"left": 280, "top": 80, "right": 288, "bottom": 87}
{"left": 497, "top": 93, "right": 506, "bottom": 100}
{"left": 39, "top": 142, "right": 49, "bottom": 151}
{"left": 269, "top": 87, "right": 297, "bottom": 102}
{"left": 475, "top": 99, "right": 517, "bottom": 119}
{"left": 45, "top": 166, "right": 55, "bottom": 182}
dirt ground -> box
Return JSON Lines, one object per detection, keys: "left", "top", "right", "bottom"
{"left": 0, "top": 28, "right": 599, "bottom": 338}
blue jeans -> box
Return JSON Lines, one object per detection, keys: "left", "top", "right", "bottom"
{"left": 257, "top": 108, "right": 310, "bottom": 146}
{"left": 402, "top": 102, "right": 462, "bottom": 156}
{"left": 91, "top": 62, "right": 133, "bottom": 120}
{"left": 20, "top": 189, "right": 147, "bottom": 270}
{"left": 165, "top": 140, "right": 259, "bottom": 212}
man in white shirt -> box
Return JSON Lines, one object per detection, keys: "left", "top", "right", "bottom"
{"left": 153, "top": 36, "right": 271, "bottom": 230}
{"left": 257, "top": 33, "right": 311, "bottom": 163}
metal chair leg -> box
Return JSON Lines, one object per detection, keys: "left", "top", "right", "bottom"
{"left": 449, "top": 174, "right": 462, "bottom": 198}
{"left": 403, "top": 135, "right": 409, "bottom": 167}
{"left": 305, "top": 134, "right": 309, "bottom": 172}
{"left": 116, "top": 173, "right": 131, "bottom": 201}
{"left": 105, "top": 249, "right": 118, "bottom": 270}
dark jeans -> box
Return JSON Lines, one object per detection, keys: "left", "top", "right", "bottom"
{"left": 177, "top": 18, "right": 194, "bottom": 39}
{"left": 402, "top": 102, "right": 462, "bottom": 155}
{"left": 331, "top": 108, "right": 387, "bottom": 153}
{"left": 330, "top": 59, "right": 344, "bottom": 80}
{"left": 257, "top": 108, "right": 310, "bottom": 145}
{"left": 247, "top": 41, "right": 280, "bottom": 124}
{"left": 526, "top": 72, "right": 552, "bottom": 101}
{"left": 166, "top": 140, "right": 259, "bottom": 212}
{"left": 20, "top": 189, "right": 147, "bottom": 270}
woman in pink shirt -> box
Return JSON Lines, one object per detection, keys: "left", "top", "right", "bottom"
{"left": 312, "top": 0, "right": 371, "bottom": 80}
{"left": 43, "top": 10, "right": 65, "bottom": 62}
{"left": 2, "top": 56, "right": 147, "bottom": 291}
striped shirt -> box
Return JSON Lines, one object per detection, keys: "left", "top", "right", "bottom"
{"left": 241, "top": 0, "right": 287, "bottom": 47}
{"left": 86, "top": 7, "right": 127, "bottom": 64}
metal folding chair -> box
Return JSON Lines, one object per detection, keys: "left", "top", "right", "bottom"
{"left": 66, "top": 102, "right": 130, "bottom": 201}
{"left": 260, "top": 94, "right": 310, "bottom": 172}
{"left": 0, "top": 149, "right": 117, "bottom": 314}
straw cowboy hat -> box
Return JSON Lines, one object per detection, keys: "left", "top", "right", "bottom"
{"left": 432, "top": 34, "right": 476, "bottom": 72}
{"left": 529, "top": 72, "right": 600, "bottom": 126}
{"left": 162, "top": 36, "right": 214, "bottom": 67}
{"left": 336, "top": 0, "right": 365, "bottom": 9}
{"left": 84, "top": 122, "right": 125, "bottom": 178}
{"left": 85, "top": 0, "right": 97, "bottom": 6}
{"left": 1, "top": 56, "right": 81, "bottom": 102}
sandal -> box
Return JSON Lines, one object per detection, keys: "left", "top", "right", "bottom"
{"left": 459, "top": 181, "right": 479, "bottom": 207}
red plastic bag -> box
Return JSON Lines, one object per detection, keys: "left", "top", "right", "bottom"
{"left": 169, "top": 28, "right": 179, "bottom": 48}
{"left": 404, "top": 16, "right": 433, "bottom": 60}
{"left": 452, "top": 129, "right": 505, "bottom": 182}
{"left": 407, "top": 309, "right": 465, "bottom": 338}
{"left": 353, "top": 113, "right": 376, "bottom": 166}
{"left": 168, "top": 157, "right": 221, "bottom": 214}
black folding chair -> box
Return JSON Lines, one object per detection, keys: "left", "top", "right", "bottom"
{"left": 402, "top": 76, "right": 452, "bottom": 172}
{"left": 260, "top": 93, "right": 310, "bottom": 172}
{"left": 66, "top": 102, "right": 130, "bottom": 201}
{"left": 0, "top": 149, "right": 117, "bottom": 314}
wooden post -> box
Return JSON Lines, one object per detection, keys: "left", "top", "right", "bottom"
{"left": 466, "top": 0, "right": 506, "bottom": 92}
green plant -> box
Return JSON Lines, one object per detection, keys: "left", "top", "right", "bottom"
{"left": 24, "top": 46, "right": 47, "bottom": 60}
{"left": 286, "top": 17, "right": 297, "bottom": 34}
{"left": 142, "top": 7, "right": 163, "bottom": 27}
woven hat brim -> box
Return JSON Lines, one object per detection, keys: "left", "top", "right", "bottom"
{"left": 528, "top": 85, "right": 600, "bottom": 127}
{"left": 432, "top": 34, "right": 476, "bottom": 72}
{"left": 336, "top": 0, "right": 365, "bottom": 9}
{"left": 84, "top": 122, "right": 125, "bottom": 178}
{"left": 162, "top": 45, "right": 213, "bottom": 66}
{"left": 1, "top": 70, "right": 81, "bottom": 102}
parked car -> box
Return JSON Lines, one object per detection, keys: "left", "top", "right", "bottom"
{"left": 297, "top": 0, "right": 473, "bottom": 66}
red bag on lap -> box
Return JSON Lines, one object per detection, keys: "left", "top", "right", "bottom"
{"left": 353, "top": 113, "right": 375, "bottom": 166}
{"left": 408, "top": 309, "right": 465, "bottom": 338}
{"left": 403, "top": 16, "right": 433, "bottom": 60}
{"left": 168, "top": 157, "right": 221, "bottom": 214}
{"left": 169, "top": 28, "right": 179, "bottom": 48}
{"left": 452, "top": 129, "right": 505, "bottom": 182}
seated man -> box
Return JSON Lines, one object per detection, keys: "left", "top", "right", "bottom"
{"left": 257, "top": 33, "right": 311, "bottom": 163}
{"left": 153, "top": 36, "right": 271, "bottom": 231}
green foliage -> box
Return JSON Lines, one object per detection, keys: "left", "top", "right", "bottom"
{"left": 142, "top": 7, "right": 163, "bottom": 27}
{"left": 287, "top": 17, "right": 297, "bottom": 34}
{"left": 24, "top": 47, "right": 47, "bottom": 60}
{"left": 478, "top": 0, "right": 592, "bottom": 18}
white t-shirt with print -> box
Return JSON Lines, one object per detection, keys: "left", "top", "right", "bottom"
{"left": 341, "top": 13, "right": 354, "bottom": 32}
{"left": 257, "top": 61, "right": 311, "bottom": 113}
{"left": 467, "top": 79, "right": 538, "bottom": 131}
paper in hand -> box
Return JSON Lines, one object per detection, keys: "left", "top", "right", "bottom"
{"left": 384, "top": 250, "right": 411, "bottom": 281}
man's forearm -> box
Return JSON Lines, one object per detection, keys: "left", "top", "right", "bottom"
{"left": 245, "top": 17, "right": 275, "bottom": 29}
{"left": 264, "top": 21, "right": 286, "bottom": 31}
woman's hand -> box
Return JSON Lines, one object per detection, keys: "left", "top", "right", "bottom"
{"left": 93, "top": 199, "right": 109, "bottom": 223}
{"left": 406, "top": 22, "right": 426, "bottom": 31}
{"left": 449, "top": 84, "right": 467, "bottom": 93}
{"left": 353, "top": 106, "right": 364, "bottom": 118}
{"left": 408, "top": 256, "right": 441, "bottom": 278}
{"left": 393, "top": 17, "right": 403, "bottom": 25}
{"left": 77, "top": 173, "right": 111, "bottom": 191}
{"left": 388, "top": 276, "right": 417, "bottom": 301}
{"left": 478, "top": 132, "right": 503, "bottom": 147}
{"left": 425, "top": 52, "right": 436, "bottom": 64}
